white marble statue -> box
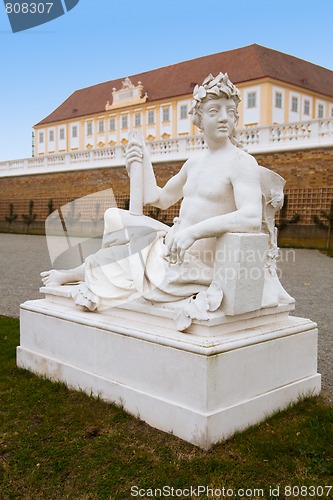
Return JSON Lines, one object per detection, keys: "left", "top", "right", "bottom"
{"left": 41, "top": 72, "right": 293, "bottom": 328}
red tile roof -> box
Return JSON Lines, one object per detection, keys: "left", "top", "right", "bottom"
{"left": 35, "top": 44, "right": 333, "bottom": 126}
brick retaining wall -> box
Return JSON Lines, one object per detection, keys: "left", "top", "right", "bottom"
{"left": 1, "top": 148, "right": 332, "bottom": 247}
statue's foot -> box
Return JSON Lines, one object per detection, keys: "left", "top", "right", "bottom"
{"left": 262, "top": 274, "right": 295, "bottom": 308}
{"left": 277, "top": 285, "right": 295, "bottom": 305}
{"left": 40, "top": 270, "right": 79, "bottom": 287}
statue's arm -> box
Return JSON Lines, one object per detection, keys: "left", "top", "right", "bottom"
{"left": 152, "top": 160, "right": 188, "bottom": 210}
{"left": 126, "top": 139, "right": 188, "bottom": 210}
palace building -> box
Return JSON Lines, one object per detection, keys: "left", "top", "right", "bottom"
{"left": 33, "top": 44, "right": 333, "bottom": 156}
{"left": 1, "top": 44, "right": 332, "bottom": 248}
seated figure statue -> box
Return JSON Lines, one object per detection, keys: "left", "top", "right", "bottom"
{"left": 41, "top": 73, "right": 293, "bottom": 328}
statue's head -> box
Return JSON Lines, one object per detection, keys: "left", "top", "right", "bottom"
{"left": 189, "top": 73, "right": 241, "bottom": 136}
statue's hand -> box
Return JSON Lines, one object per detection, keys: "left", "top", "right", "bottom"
{"left": 125, "top": 140, "right": 143, "bottom": 176}
{"left": 165, "top": 227, "right": 196, "bottom": 264}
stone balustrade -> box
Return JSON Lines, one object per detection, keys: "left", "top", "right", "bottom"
{"left": 1, "top": 118, "right": 333, "bottom": 177}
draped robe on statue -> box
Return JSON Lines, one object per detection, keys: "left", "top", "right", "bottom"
{"left": 72, "top": 216, "right": 214, "bottom": 312}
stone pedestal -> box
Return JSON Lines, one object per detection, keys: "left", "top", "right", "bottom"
{"left": 17, "top": 287, "right": 321, "bottom": 449}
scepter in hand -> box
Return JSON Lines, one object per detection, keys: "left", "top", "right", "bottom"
{"left": 125, "top": 131, "right": 159, "bottom": 216}
{"left": 126, "top": 131, "right": 144, "bottom": 215}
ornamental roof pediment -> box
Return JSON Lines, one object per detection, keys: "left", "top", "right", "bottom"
{"left": 106, "top": 78, "right": 148, "bottom": 110}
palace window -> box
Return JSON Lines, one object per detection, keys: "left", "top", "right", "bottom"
{"left": 39, "top": 132, "right": 44, "bottom": 143}
{"left": 98, "top": 120, "right": 104, "bottom": 133}
{"left": 318, "top": 104, "right": 324, "bottom": 118}
{"left": 109, "top": 118, "right": 115, "bottom": 131}
{"left": 180, "top": 105, "right": 188, "bottom": 119}
{"left": 304, "top": 100, "right": 310, "bottom": 116}
{"left": 121, "top": 115, "right": 128, "bottom": 129}
{"left": 291, "top": 96, "right": 298, "bottom": 112}
{"left": 72, "top": 126, "right": 78, "bottom": 138}
{"left": 247, "top": 92, "right": 256, "bottom": 108}
{"left": 148, "top": 110, "right": 155, "bottom": 125}
{"left": 87, "top": 122, "right": 93, "bottom": 135}
{"left": 59, "top": 128, "right": 65, "bottom": 140}
{"left": 275, "top": 92, "right": 282, "bottom": 108}
{"left": 135, "top": 113, "right": 141, "bottom": 127}
{"left": 49, "top": 130, "right": 54, "bottom": 142}
{"left": 162, "top": 107, "right": 170, "bottom": 122}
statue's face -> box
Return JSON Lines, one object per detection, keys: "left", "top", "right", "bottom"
{"left": 201, "top": 97, "right": 237, "bottom": 141}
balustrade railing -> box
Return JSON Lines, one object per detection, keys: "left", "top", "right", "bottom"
{"left": 186, "top": 136, "right": 207, "bottom": 151}
{"left": 269, "top": 122, "right": 312, "bottom": 143}
{"left": 319, "top": 118, "right": 333, "bottom": 138}
{"left": 239, "top": 128, "right": 260, "bottom": 145}
{"left": 147, "top": 139, "right": 179, "bottom": 155}
{"left": 1, "top": 117, "right": 333, "bottom": 177}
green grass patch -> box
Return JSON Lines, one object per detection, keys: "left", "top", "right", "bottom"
{"left": 0, "top": 316, "right": 332, "bottom": 499}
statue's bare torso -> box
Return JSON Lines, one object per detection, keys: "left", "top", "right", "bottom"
{"left": 159, "top": 144, "right": 262, "bottom": 264}
{"left": 179, "top": 149, "right": 240, "bottom": 229}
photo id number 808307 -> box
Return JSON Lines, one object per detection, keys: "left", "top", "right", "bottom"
{"left": 5, "top": 3, "right": 54, "bottom": 14}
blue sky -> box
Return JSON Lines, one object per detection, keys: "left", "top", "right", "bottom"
{"left": 0, "top": 0, "right": 332, "bottom": 162}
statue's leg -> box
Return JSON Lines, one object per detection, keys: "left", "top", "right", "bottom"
{"left": 41, "top": 263, "right": 85, "bottom": 287}
{"left": 104, "top": 207, "right": 168, "bottom": 232}
{"left": 102, "top": 207, "right": 168, "bottom": 247}
{"left": 103, "top": 207, "right": 129, "bottom": 235}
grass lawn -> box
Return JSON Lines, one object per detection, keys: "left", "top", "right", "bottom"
{"left": 0, "top": 316, "right": 332, "bottom": 500}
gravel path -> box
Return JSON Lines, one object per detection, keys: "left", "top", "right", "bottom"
{"left": 0, "top": 233, "right": 332, "bottom": 402}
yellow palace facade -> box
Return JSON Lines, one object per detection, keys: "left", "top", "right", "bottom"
{"left": 34, "top": 44, "right": 333, "bottom": 156}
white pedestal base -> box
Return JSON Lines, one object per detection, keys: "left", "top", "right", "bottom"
{"left": 18, "top": 293, "right": 321, "bottom": 449}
